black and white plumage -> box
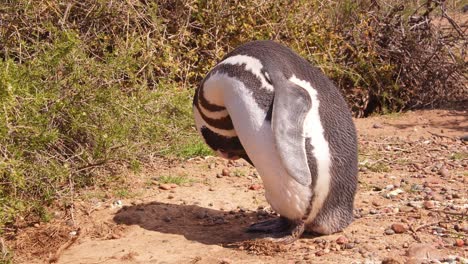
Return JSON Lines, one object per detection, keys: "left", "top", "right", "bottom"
{"left": 193, "top": 40, "right": 358, "bottom": 242}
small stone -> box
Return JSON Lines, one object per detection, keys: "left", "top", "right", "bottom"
{"left": 373, "top": 123, "right": 383, "bottom": 129}
{"left": 344, "top": 243, "right": 355, "bottom": 249}
{"left": 163, "top": 216, "right": 171, "bottom": 222}
{"left": 315, "top": 250, "right": 325, "bottom": 256}
{"left": 209, "top": 187, "right": 215, "bottom": 191}
{"left": 385, "top": 184, "right": 395, "bottom": 190}
{"left": 214, "top": 217, "right": 225, "bottom": 224}
{"left": 159, "top": 184, "right": 172, "bottom": 190}
{"left": 209, "top": 163, "right": 216, "bottom": 169}
{"left": 403, "top": 242, "right": 409, "bottom": 248}
{"left": 439, "top": 168, "right": 450, "bottom": 177}
{"left": 372, "top": 201, "right": 381, "bottom": 207}
{"left": 249, "top": 184, "right": 262, "bottom": 190}
{"left": 216, "top": 173, "right": 223, "bottom": 178}
{"left": 222, "top": 169, "right": 230, "bottom": 176}
{"left": 386, "top": 188, "right": 404, "bottom": 198}
{"left": 423, "top": 200, "right": 435, "bottom": 209}
{"left": 195, "top": 210, "right": 207, "bottom": 219}
{"left": 399, "top": 206, "right": 413, "bottom": 212}
{"left": 219, "top": 258, "right": 232, "bottom": 264}
{"left": 336, "top": 236, "right": 348, "bottom": 244}
{"left": 382, "top": 257, "right": 401, "bottom": 264}
{"left": 455, "top": 239, "right": 464, "bottom": 247}
{"left": 391, "top": 223, "right": 408, "bottom": 234}
{"left": 385, "top": 229, "right": 395, "bottom": 235}
{"left": 408, "top": 201, "right": 423, "bottom": 208}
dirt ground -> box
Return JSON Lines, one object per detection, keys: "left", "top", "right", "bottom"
{"left": 5, "top": 109, "right": 468, "bottom": 264}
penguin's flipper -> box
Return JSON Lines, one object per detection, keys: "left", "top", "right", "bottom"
{"left": 271, "top": 72, "right": 312, "bottom": 186}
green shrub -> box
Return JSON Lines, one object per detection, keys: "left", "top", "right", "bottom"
{"left": 0, "top": 0, "right": 465, "bottom": 230}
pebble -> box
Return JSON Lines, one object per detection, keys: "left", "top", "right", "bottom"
{"left": 439, "top": 168, "right": 450, "bottom": 177}
{"left": 382, "top": 257, "right": 401, "bottom": 264}
{"left": 455, "top": 239, "right": 464, "bottom": 247}
{"left": 373, "top": 123, "right": 383, "bottom": 129}
{"left": 219, "top": 258, "right": 232, "bottom": 264}
{"left": 315, "top": 250, "right": 326, "bottom": 256}
{"left": 408, "top": 201, "right": 423, "bottom": 208}
{"left": 385, "top": 229, "right": 395, "bottom": 235}
{"left": 249, "top": 184, "right": 262, "bottom": 190}
{"left": 344, "top": 243, "right": 355, "bottom": 249}
{"left": 391, "top": 223, "right": 407, "bottom": 234}
{"left": 159, "top": 184, "right": 172, "bottom": 190}
{"left": 386, "top": 188, "right": 404, "bottom": 198}
{"left": 222, "top": 168, "right": 230, "bottom": 176}
{"left": 163, "top": 216, "right": 171, "bottom": 222}
{"left": 216, "top": 173, "right": 223, "bottom": 178}
{"left": 372, "top": 201, "right": 381, "bottom": 207}
{"left": 209, "top": 163, "right": 216, "bottom": 169}
{"left": 195, "top": 210, "right": 207, "bottom": 219}
{"left": 336, "top": 236, "right": 348, "bottom": 244}
{"left": 423, "top": 200, "right": 435, "bottom": 209}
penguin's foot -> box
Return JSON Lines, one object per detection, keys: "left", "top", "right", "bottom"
{"left": 246, "top": 217, "right": 292, "bottom": 234}
{"left": 263, "top": 220, "right": 305, "bottom": 244}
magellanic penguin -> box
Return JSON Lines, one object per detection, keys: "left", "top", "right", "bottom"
{"left": 193, "top": 40, "right": 358, "bottom": 243}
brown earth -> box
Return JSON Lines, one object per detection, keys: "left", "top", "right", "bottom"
{"left": 5, "top": 109, "right": 468, "bottom": 264}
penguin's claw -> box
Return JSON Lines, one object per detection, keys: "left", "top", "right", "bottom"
{"left": 246, "top": 217, "right": 291, "bottom": 233}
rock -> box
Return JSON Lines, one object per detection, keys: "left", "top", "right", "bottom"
{"left": 315, "top": 250, "right": 326, "bottom": 256}
{"left": 455, "top": 239, "right": 464, "bottom": 247}
{"left": 386, "top": 188, "right": 404, "bottom": 198}
{"left": 344, "top": 243, "right": 355, "bottom": 249}
{"left": 408, "top": 201, "right": 423, "bottom": 208}
{"left": 385, "top": 229, "right": 395, "bottom": 235}
{"left": 385, "top": 184, "right": 395, "bottom": 190}
{"left": 391, "top": 223, "right": 408, "bottom": 234}
{"left": 159, "top": 184, "right": 172, "bottom": 190}
{"left": 382, "top": 258, "right": 401, "bottom": 264}
{"left": 209, "top": 163, "right": 216, "bottom": 169}
{"left": 209, "top": 187, "right": 215, "bottom": 191}
{"left": 216, "top": 173, "right": 223, "bottom": 178}
{"left": 423, "top": 200, "right": 435, "bottom": 209}
{"left": 163, "top": 216, "right": 171, "bottom": 222}
{"left": 372, "top": 201, "right": 381, "bottom": 207}
{"left": 222, "top": 168, "right": 230, "bottom": 176}
{"left": 195, "top": 210, "right": 207, "bottom": 219}
{"left": 219, "top": 258, "right": 232, "bottom": 264}
{"left": 373, "top": 123, "right": 383, "bottom": 129}
{"left": 399, "top": 206, "right": 413, "bottom": 213}
{"left": 249, "top": 184, "right": 262, "bottom": 190}
{"left": 406, "top": 243, "right": 442, "bottom": 262}
{"left": 336, "top": 236, "right": 348, "bottom": 244}
{"left": 439, "top": 168, "right": 450, "bottom": 177}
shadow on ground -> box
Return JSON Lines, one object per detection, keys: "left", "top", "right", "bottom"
{"left": 112, "top": 201, "right": 273, "bottom": 245}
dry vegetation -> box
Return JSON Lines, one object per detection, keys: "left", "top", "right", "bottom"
{"left": 0, "top": 0, "right": 466, "bottom": 262}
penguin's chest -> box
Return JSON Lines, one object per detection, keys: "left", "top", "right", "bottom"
{"left": 223, "top": 85, "right": 312, "bottom": 220}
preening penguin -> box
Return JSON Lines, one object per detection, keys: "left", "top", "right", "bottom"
{"left": 193, "top": 40, "right": 358, "bottom": 243}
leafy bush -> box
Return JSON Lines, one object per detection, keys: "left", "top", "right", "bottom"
{"left": 0, "top": 0, "right": 465, "bottom": 230}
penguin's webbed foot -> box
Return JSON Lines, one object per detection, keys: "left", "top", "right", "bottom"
{"left": 246, "top": 216, "right": 292, "bottom": 234}
{"left": 263, "top": 220, "right": 305, "bottom": 244}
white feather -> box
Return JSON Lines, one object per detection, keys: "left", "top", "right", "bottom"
{"left": 220, "top": 55, "right": 274, "bottom": 91}
{"left": 289, "top": 75, "right": 331, "bottom": 224}
{"left": 222, "top": 75, "right": 312, "bottom": 220}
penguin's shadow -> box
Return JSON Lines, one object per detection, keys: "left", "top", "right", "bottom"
{"left": 112, "top": 201, "right": 268, "bottom": 245}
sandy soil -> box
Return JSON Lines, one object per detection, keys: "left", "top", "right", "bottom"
{"left": 6, "top": 109, "right": 468, "bottom": 264}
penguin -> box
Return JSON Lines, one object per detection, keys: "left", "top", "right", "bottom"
{"left": 193, "top": 40, "right": 358, "bottom": 243}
